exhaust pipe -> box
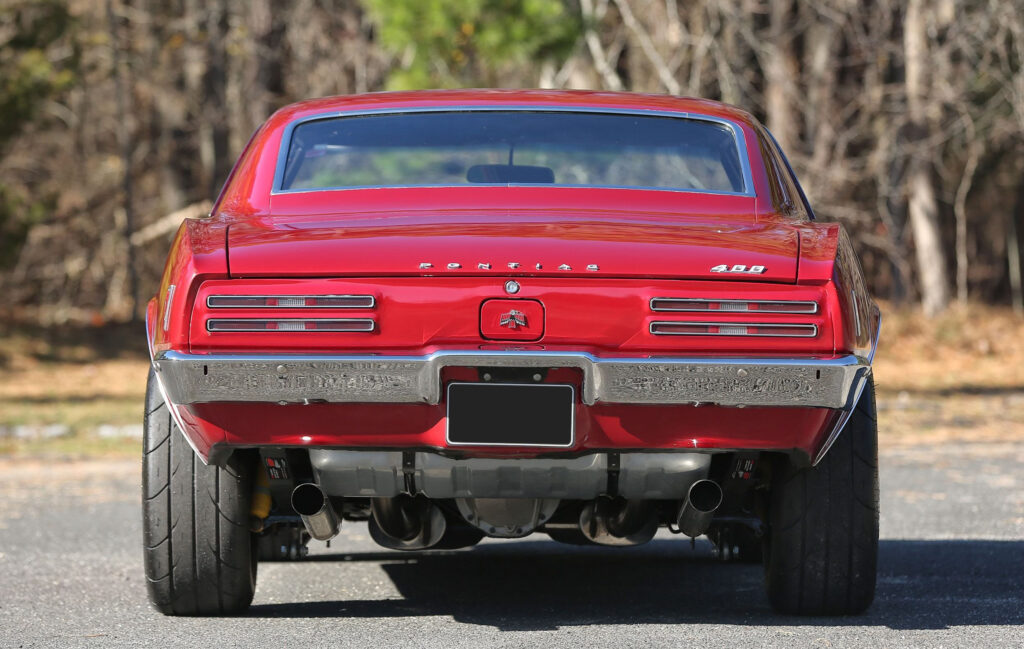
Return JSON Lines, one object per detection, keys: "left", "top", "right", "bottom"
{"left": 676, "top": 479, "right": 723, "bottom": 538}
{"left": 291, "top": 483, "right": 340, "bottom": 541}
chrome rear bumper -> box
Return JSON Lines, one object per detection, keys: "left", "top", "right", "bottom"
{"left": 152, "top": 350, "right": 870, "bottom": 410}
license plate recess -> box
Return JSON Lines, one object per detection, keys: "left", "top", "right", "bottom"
{"left": 446, "top": 382, "right": 575, "bottom": 447}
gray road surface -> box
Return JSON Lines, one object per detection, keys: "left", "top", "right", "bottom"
{"left": 1, "top": 442, "right": 1022, "bottom": 648}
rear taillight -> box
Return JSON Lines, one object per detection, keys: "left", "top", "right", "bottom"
{"left": 207, "top": 295, "right": 375, "bottom": 309}
{"left": 206, "top": 318, "right": 375, "bottom": 332}
{"left": 649, "top": 296, "right": 820, "bottom": 339}
{"left": 649, "top": 322, "right": 818, "bottom": 337}
{"left": 649, "top": 298, "right": 817, "bottom": 314}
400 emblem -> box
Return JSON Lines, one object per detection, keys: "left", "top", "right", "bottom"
{"left": 710, "top": 264, "right": 767, "bottom": 274}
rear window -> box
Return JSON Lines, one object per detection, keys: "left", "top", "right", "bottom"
{"left": 277, "top": 111, "right": 748, "bottom": 194}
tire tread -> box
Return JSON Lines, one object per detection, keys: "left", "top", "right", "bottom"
{"left": 141, "top": 368, "right": 256, "bottom": 615}
{"left": 765, "top": 377, "right": 879, "bottom": 615}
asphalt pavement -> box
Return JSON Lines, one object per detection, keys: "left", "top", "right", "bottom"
{"left": 1, "top": 442, "right": 1022, "bottom": 648}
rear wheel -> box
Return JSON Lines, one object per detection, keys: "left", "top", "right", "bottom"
{"left": 142, "top": 368, "right": 257, "bottom": 615}
{"left": 764, "top": 376, "right": 879, "bottom": 615}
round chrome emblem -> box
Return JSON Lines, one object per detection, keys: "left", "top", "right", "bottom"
{"left": 504, "top": 280, "right": 520, "bottom": 295}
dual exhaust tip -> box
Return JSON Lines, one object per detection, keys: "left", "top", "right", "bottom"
{"left": 676, "top": 479, "right": 724, "bottom": 538}
{"left": 291, "top": 477, "right": 724, "bottom": 544}
{"left": 291, "top": 483, "right": 340, "bottom": 541}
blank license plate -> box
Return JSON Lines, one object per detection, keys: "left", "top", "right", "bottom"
{"left": 446, "top": 383, "right": 575, "bottom": 447}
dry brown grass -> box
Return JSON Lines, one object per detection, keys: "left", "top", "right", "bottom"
{"left": 0, "top": 320, "right": 148, "bottom": 457}
{"left": 0, "top": 304, "right": 1022, "bottom": 458}
{"left": 873, "top": 303, "right": 1024, "bottom": 446}
{"left": 874, "top": 303, "right": 1024, "bottom": 392}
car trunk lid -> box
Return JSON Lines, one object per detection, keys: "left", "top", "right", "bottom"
{"left": 228, "top": 192, "right": 798, "bottom": 282}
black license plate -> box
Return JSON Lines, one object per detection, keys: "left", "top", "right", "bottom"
{"left": 446, "top": 383, "right": 576, "bottom": 447}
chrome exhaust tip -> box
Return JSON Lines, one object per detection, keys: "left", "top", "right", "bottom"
{"left": 291, "top": 483, "right": 341, "bottom": 541}
{"left": 676, "top": 479, "right": 724, "bottom": 538}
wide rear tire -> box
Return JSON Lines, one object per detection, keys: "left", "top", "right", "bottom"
{"left": 142, "top": 368, "right": 257, "bottom": 615}
{"left": 764, "top": 376, "right": 879, "bottom": 615}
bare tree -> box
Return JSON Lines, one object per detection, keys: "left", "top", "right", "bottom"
{"left": 904, "top": 0, "right": 950, "bottom": 315}
{"left": 3, "top": 0, "right": 1024, "bottom": 321}
{"left": 765, "top": 0, "right": 798, "bottom": 153}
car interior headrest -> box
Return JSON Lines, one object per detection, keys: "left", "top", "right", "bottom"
{"left": 466, "top": 164, "right": 555, "bottom": 184}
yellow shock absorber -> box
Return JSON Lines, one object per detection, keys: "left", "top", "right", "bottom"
{"left": 250, "top": 461, "right": 272, "bottom": 532}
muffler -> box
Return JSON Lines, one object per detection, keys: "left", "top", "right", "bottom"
{"left": 368, "top": 495, "right": 446, "bottom": 550}
{"left": 291, "top": 483, "right": 341, "bottom": 541}
{"left": 676, "top": 479, "right": 723, "bottom": 537}
{"left": 579, "top": 498, "right": 658, "bottom": 546}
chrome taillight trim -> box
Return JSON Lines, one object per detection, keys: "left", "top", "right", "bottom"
{"left": 649, "top": 298, "right": 818, "bottom": 314}
{"left": 206, "top": 295, "right": 376, "bottom": 309}
{"left": 649, "top": 321, "right": 818, "bottom": 337}
{"left": 206, "top": 318, "right": 376, "bottom": 333}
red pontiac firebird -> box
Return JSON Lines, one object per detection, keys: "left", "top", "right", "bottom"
{"left": 143, "top": 90, "right": 880, "bottom": 616}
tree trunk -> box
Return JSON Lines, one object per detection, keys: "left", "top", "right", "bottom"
{"left": 202, "top": 0, "right": 231, "bottom": 198}
{"left": 765, "top": 0, "right": 797, "bottom": 152}
{"left": 904, "top": 0, "right": 949, "bottom": 316}
{"left": 1011, "top": 172, "right": 1024, "bottom": 315}
{"left": 107, "top": 0, "right": 138, "bottom": 321}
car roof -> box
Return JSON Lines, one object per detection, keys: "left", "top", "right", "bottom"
{"left": 267, "top": 89, "right": 759, "bottom": 129}
{"left": 212, "top": 90, "right": 775, "bottom": 217}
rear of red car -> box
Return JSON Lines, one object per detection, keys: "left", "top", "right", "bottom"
{"left": 142, "top": 91, "right": 879, "bottom": 617}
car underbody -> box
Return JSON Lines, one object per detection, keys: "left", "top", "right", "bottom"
{"left": 148, "top": 338, "right": 872, "bottom": 552}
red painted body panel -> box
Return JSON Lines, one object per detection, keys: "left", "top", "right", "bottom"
{"left": 226, "top": 199, "right": 801, "bottom": 283}
{"left": 479, "top": 299, "right": 544, "bottom": 341}
{"left": 152, "top": 217, "right": 229, "bottom": 354}
{"left": 151, "top": 90, "right": 878, "bottom": 465}
{"left": 190, "top": 277, "right": 835, "bottom": 355}
{"left": 183, "top": 402, "right": 838, "bottom": 461}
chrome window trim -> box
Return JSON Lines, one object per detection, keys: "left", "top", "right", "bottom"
{"left": 649, "top": 321, "right": 818, "bottom": 337}
{"left": 205, "top": 318, "right": 376, "bottom": 333}
{"left": 270, "top": 106, "right": 756, "bottom": 198}
{"left": 649, "top": 297, "right": 818, "bottom": 314}
{"left": 206, "top": 295, "right": 376, "bottom": 309}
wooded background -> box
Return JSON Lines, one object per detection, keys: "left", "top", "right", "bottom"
{"left": 2, "top": 0, "right": 1023, "bottom": 324}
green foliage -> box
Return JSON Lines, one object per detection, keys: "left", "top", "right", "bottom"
{"left": 363, "top": 0, "right": 580, "bottom": 89}
{"left": 0, "top": 0, "right": 76, "bottom": 147}
{"left": 0, "top": 185, "right": 50, "bottom": 269}
{"left": 0, "top": 0, "right": 75, "bottom": 268}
